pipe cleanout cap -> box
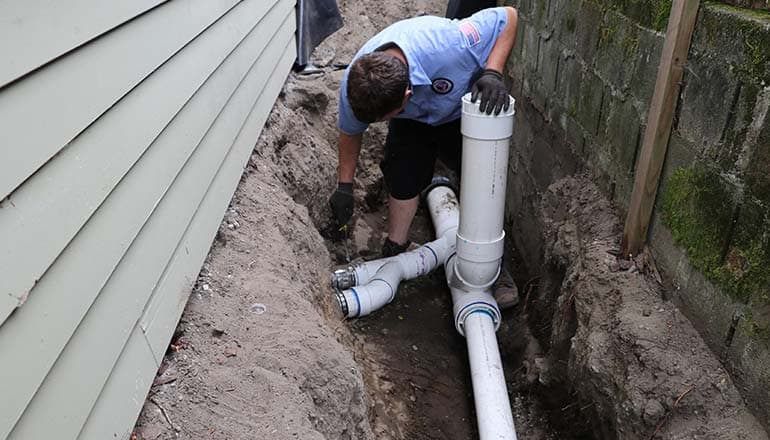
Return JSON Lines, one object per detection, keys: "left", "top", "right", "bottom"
{"left": 461, "top": 93, "right": 515, "bottom": 140}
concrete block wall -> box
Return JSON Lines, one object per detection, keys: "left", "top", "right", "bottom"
{"left": 502, "top": 0, "right": 770, "bottom": 429}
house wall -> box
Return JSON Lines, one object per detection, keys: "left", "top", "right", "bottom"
{"left": 0, "top": 0, "right": 296, "bottom": 438}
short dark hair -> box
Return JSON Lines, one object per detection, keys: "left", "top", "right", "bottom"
{"left": 347, "top": 52, "right": 409, "bottom": 123}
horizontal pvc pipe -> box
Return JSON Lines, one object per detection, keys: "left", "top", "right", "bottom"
{"left": 465, "top": 311, "right": 518, "bottom": 440}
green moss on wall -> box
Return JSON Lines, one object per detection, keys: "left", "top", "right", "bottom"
{"left": 700, "top": 3, "right": 770, "bottom": 83}
{"left": 588, "top": 0, "right": 673, "bottom": 31}
{"left": 653, "top": 0, "right": 674, "bottom": 30}
{"left": 661, "top": 167, "right": 734, "bottom": 277}
{"left": 661, "top": 167, "right": 770, "bottom": 308}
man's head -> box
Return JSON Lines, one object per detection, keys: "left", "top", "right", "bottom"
{"left": 347, "top": 51, "right": 411, "bottom": 123}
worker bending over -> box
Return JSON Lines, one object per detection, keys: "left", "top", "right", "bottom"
{"left": 329, "top": 7, "right": 519, "bottom": 305}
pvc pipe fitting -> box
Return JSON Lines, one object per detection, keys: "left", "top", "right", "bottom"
{"left": 445, "top": 254, "right": 502, "bottom": 336}
{"left": 337, "top": 261, "right": 401, "bottom": 318}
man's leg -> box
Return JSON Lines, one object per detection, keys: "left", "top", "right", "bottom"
{"left": 386, "top": 195, "right": 419, "bottom": 245}
{"left": 380, "top": 118, "right": 438, "bottom": 256}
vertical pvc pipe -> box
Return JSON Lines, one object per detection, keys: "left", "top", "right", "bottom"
{"left": 465, "top": 311, "right": 517, "bottom": 440}
{"left": 455, "top": 93, "right": 515, "bottom": 289}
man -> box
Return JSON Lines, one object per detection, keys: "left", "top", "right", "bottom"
{"left": 329, "top": 6, "right": 518, "bottom": 256}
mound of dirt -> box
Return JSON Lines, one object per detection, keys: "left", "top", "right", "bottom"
{"left": 528, "top": 176, "right": 768, "bottom": 439}
{"left": 132, "top": 1, "right": 447, "bottom": 439}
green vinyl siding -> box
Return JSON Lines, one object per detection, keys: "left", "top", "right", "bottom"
{"left": 0, "top": 0, "right": 165, "bottom": 87}
{"left": 0, "top": 0, "right": 296, "bottom": 438}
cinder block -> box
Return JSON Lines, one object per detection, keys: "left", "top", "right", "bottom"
{"left": 565, "top": 114, "right": 587, "bottom": 156}
{"left": 601, "top": 94, "right": 642, "bottom": 174}
{"left": 594, "top": 10, "right": 640, "bottom": 92}
{"left": 550, "top": 0, "right": 580, "bottom": 49}
{"left": 555, "top": 52, "right": 580, "bottom": 120}
{"left": 744, "top": 106, "right": 770, "bottom": 203}
{"left": 521, "top": 22, "right": 540, "bottom": 76}
{"left": 676, "top": 59, "right": 740, "bottom": 154}
{"left": 628, "top": 28, "right": 663, "bottom": 113}
{"left": 648, "top": 216, "right": 738, "bottom": 353}
{"left": 725, "top": 319, "right": 770, "bottom": 429}
{"left": 577, "top": 67, "right": 604, "bottom": 135}
{"left": 574, "top": 0, "right": 603, "bottom": 65}
{"left": 691, "top": 4, "right": 770, "bottom": 85}
{"left": 537, "top": 34, "right": 561, "bottom": 94}
{"left": 657, "top": 132, "right": 698, "bottom": 198}
{"left": 507, "top": 0, "right": 538, "bottom": 20}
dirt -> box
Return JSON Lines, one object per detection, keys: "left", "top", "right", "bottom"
{"left": 132, "top": 0, "right": 770, "bottom": 438}
{"left": 517, "top": 176, "right": 769, "bottom": 439}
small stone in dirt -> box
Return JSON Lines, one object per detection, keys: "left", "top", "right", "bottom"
{"left": 212, "top": 328, "right": 225, "bottom": 338}
{"left": 202, "top": 284, "right": 211, "bottom": 292}
{"left": 250, "top": 303, "right": 267, "bottom": 314}
{"left": 643, "top": 399, "right": 665, "bottom": 424}
{"left": 412, "top": 345, "right": 418, "bottom": 351}
{"left": 409, "top": 395, "right": 416, "bottom": 402}
{"left": 224, "top": 345, "right": 238, "bottom": 357}
{"left": 642, "top": 309, "right": 652, "bottom": 317}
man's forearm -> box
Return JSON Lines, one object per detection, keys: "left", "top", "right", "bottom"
{"left": 485, "top": 7, "right": 518, "bottom": 73}
{"left": 338, "top": 131, "right": 363, "bottom": 183}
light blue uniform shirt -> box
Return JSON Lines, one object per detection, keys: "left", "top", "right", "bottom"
{"left": 338, "top": 7, "right": 509, "bottom": 135}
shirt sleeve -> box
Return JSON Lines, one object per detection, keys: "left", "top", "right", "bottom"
{"left": 457, "top": 7, "right": 508, "bottom": 66}
{"left": 338, "top": 73, "right": 369, "bottom": 135}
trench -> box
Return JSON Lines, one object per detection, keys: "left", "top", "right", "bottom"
{"left": 312, "top": 176, "right": 593, "bottom": 439}
{"left": 135, "top": 1, "right": 770, "bottom": 437}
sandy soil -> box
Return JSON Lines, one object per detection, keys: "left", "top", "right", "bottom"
{"left": 132, "top": 0, "right": 770, "bottom": 438}
{"left": 522, "top": 176, "right": 768, "bottom": 439}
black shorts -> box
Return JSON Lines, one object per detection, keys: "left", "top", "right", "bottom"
{"left": 380, "top": 118, "right": 462, "bottom": 200}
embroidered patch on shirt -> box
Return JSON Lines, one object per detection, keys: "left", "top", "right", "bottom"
{"left": 459, "top": 22, "right": 481, "bottom": 46}
{"left": 431, "top": 78, "right": 454, "bottom": 94}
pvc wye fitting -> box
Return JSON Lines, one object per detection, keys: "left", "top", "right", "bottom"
{"left": 454, "top": 232, "right": 505, "bottom": 289}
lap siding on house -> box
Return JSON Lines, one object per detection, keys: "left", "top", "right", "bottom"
{"left": 0, "top": 0, "right": 297, "bottom": 438}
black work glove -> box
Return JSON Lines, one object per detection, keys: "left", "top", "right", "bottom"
{"left": 329, "top": 182, "right": 354, "bottom": 228}
{"left": 471, "top": 69, "right": 510, "bottom": 115}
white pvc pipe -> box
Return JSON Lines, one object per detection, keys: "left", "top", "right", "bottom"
{"left": 454, "top": 93, "right": 515, "bottom": 290}
{"left": 335, "top": 184, "right": 459, "bottom": 318}
{"left": 331, "top": 93, "right": 518, "bottom": 439}
{"left": 465, "top": 311, "right": 517, "bottom": 440}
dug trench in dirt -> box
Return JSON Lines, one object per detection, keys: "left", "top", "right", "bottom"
{"left": 132, "top": 0, "right": 770, "bottom": 439}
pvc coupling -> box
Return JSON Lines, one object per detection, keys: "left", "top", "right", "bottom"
{"left": 451, "top": 288, "right": 502, "bottom": 337}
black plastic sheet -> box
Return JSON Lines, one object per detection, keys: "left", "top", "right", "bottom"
{"left": 296, "top": 0, "right": 343, "bottom": 67}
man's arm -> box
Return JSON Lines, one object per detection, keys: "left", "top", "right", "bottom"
{"left": 470, "top": 7, "right": 518, "bottom": 114}
{"left": 485, "top": 7, "right": 518, "bottom": 73}
{"left": 338, "top": 131, "right": 363, "bottom": 183}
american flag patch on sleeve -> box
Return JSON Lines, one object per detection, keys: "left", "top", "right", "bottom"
{"left": 459, "top": 21, "right": 481, "bottom": 46}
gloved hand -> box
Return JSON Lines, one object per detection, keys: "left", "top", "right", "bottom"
{"left": 329, "top": 182, "right": 354, "bottom": 228}
{"left": 471, "top": 69, "right": 510, "bottom": 115}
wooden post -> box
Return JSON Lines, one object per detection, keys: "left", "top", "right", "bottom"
{"left": 620, "top": 0, "right": 700, "bottom": 258}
